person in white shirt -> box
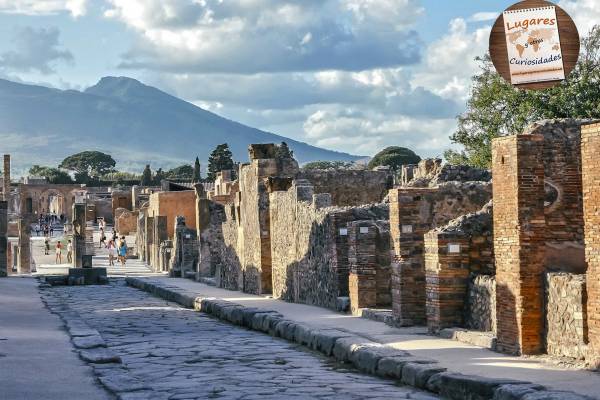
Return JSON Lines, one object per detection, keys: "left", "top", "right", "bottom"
{"left": 66, "top": 240, "right": 73, "bottom": 263}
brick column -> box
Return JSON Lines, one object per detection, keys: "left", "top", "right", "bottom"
{"left": 196, "top": 184, "right": 213, "bottom": 276}
{"left": 0, "top": 201, "right": 7, "bottom": 277}
{"left": 348, "top": 222, "right": 378, "bottom": 315}
{"left": 492, "top": 134, "right": 546, "bottom": 355}
{"left": 72, "top": 203, "right": 86, "bottom": 268}
{"left": 389, "top": 188, "right": 436, "bottom": 326}
{"left": 425, "top": 231, "right": 470, "bottom": 332}
{"left": 581, "top": 122, "right": 600, "bottom": 366}
{"left": 17, "top": 218, "right": 31, "bottom": 274}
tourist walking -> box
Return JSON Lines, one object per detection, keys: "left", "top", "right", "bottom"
{"left": 35, "top": 224, "right": 40, "bottom": 236}
{"left": 50, "top": 225, "right": 54, "bottom": 237}
{"left": 99, "top": 227, "right": 106, "bottom": 248}
{"left": 55, "top": 241, "right": 62, "bottom": 264}
{"left": 118, "top": 236, "right": 127, "bottom": 267}
{"left": 66, "top": 240, "right": 73, "bottom": 263}
{"left": 44, "top": 238, "right": 50, "bottom": 255}
{"left": 107, "top": 240, "right": 116, "bottom": 266}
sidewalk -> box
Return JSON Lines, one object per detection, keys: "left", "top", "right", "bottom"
{"left": 127, "top": 276, "right": 600, "bottom": 398}
{"left": 0, "top": 277, "right": 111, "bottom": 400}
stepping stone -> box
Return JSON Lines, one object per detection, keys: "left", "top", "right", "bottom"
{"left": 79, "top": 348, "right": 122, "bottom": 364}
{"left": 73, "top": 335, "right": 106, "bottom": 349}
{"left": 98, "top": 373, "right": 150, "bottom": 393}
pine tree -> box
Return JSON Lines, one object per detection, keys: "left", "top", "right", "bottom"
{"left": 207, "top": 143, "right": 234, "bottom": 181}
{"left": 154, "top": 168, "right": 165, "bottom": 185}
{"left": 141, "top": 164, "right": 153, "bottom": 186}
{"left": 193, "top": 157, "right": 201, "bottom": 183}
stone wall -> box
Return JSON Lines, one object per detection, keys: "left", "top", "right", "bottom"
{"left": 269, "top": 180, "right": 389, "bottom": 310}
{"left": 466, "top": 275, "right": 496, "bottom": 333}
{"left": 298, "top": 169, "right": 390, "bottom": 206}
{"left": 545, "top": 273, "right": 587, "bottom": 360}
{"left": 389, "top": 182, "right": 492, "bottom": 326}
{"left": 402, "top": 159, "right": 491, "bottom": 188}
{"left": 116, "top": 210, "right": 138, "bottom": 235}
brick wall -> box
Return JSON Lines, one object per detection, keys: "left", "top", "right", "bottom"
{"left": 148, "top": 191, "right": 197, "bottom": 238}
{"left": 389, "top": 183, "right": 492, "bottom": 326}
{"left": 581, "top": 122, "right": 600, "bottom": 366}
{"left": 116, "top": 210, "right": 138, "bottom": 235}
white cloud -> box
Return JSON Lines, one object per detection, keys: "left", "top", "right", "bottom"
{"left": 559, "top": 0, "right": 600, "bottom": 34}
{"left": 411, "top": 18, "right": 490, "bottom": 101}
{"left": 0, "top": 27, "right": 74, "bottom": 75}
{"left": 0, "top": 0, "right": 87, "bottom": 17}
{"left": 468, "top": 12, "right": 499, "bottom": 23}
{"left": 104, "top": 0, "right": 422, "bottom": 73}
{"left": 303, "top": 108, "right": 455, "bottom": 156}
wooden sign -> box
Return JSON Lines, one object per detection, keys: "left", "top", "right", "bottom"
{"left": 489, "top": 0, "right": 580, "bottom": 90}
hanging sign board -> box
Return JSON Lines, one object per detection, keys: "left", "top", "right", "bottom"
{"left": 489, "top": 0, "right": 580, "bottom": 90}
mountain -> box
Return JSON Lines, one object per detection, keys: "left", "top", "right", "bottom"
{"left": 0, "top": 77, "right": 361, "bottom": 176}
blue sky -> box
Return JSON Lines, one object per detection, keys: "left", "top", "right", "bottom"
{"left": 0, "top": 0, "right": 597, "bottom": 159}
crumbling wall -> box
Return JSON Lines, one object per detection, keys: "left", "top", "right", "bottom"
{"left": 299, "top": 169, "right": 390, "bottom": 206}
{"left": 207, "top": 202, "right": 242, "bottom": 291}
{"left": 270, "top": 180, "right": 389, "bottom": 310}
{"left": 545, "top": 273, "right": 587, "bottom": 360}
{"left": 402, "top": 159, "right": 491, "bottom": 188}
{"left": 466, "top": 275, "right": 496, "bottom": 333}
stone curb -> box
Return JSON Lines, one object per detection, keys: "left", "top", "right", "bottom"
{"left": 37, "top": 282, "right": 155, "bottom": 399}
{"left": 126, "top": 277, "right": 595, "bottom": 400}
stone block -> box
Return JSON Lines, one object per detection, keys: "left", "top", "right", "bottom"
{"left": 401, "top": 363, "right": 446, "bottom": 389}
{"left": 493, "top": 384, "right": 545, "bottom": 400}
{"left": 79, "top": 348, "right": 122, "bottom": 364}
{"left": 72, "top": 335, "right": 107, "bottom": 349}
{"left": 439, "top": 373, "right": 527, "bottom": 400}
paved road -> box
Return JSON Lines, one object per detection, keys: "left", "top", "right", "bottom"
{"left": 0, "top": 277, "right": 112, "bottom": 400}
{"left": 51, "top": 280, "right": 438, "bottom": 399}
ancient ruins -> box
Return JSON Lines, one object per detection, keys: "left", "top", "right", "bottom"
{"left": 4, "top": 119, "right": 600, "bottom": 370}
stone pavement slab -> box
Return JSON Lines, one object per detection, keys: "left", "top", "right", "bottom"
{"left": 128, "top": 276, "right": 600, "bottom": 399}
{"left": 0, "top": 276, "right": 112, "bottom": 400}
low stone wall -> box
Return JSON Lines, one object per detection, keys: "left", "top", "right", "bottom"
{"left": 545, "top": 273, "right": 588, "bottom": 360}
{"left": 466, "top": 275, "right": 496, "bottom": 333}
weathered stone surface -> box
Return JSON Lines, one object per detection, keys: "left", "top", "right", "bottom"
{"left": 466, "top": 274, "right": 496, "bottom": 333}
{"left": 521, "top": 391, "right": 595, "bottom": 400}
{"left": 376, "top": 356, "right": 429, "bottom": 379}
{"left": 72, "top": 335, "right": 106, "bottom": 349}
{"left": 79, "top": 348, "right": 122, "bottom": 364}
{"left": 439, "top": 373, "right": 526, "bottom": 400}
{"left": 401, "top": 363, "right": 446, "bottom": 389}
{"left": 493, "top": 384, "right": 545, "bottom": 400}
{"left": 545, "top": 273, "right": 587, "bottom": 360}
{"left": 98, "top": 373, "right": 150, "bottom": 393}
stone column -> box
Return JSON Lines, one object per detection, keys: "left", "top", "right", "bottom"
{"left": 0, "top": 201, "right": 7, "bottom": 277}
{"left": 3, "top": 154, "right": 10, "bottom": 202}
{"left": 492, "top": 134, "right": 546, "bottom": 355}
{"left": 581, "top": 122, "right": 600, "bottom": 366}
{"left": 424, "top": 231, "right": 470, "bottom": 332}
{"left": 145, "top": 216, "right": 154, "bottom": 268}
{"left": 72, "top": 203, "right": 86, "bottom": 268}
{"left": 17, "top": 218, "right": 31, "bottom": 274}
{"left": 348, "top": 222, "right": 378, "bottom": 315}
{"left": 153, "top": 216, "right": 167, "bottom": 272}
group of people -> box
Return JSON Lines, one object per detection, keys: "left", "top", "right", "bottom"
{"left": 99, "top": 224, "right": 128, "bottom": 267}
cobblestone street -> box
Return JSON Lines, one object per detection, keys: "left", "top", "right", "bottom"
{"left": 47, "top": 280, "right": 437, "bottom": 400}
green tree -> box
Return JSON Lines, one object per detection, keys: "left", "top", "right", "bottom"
{"left": 207, "top": 143, "right": 234, "bottom": 181}
{"left": 302, "top": 161, "right": 353, "bottom": 170}
{"left": 166, "top": 165, "right": 194, "bottom": 180}
{"left": 367, "top": 147, "right": 421, "bottom": 170}
{"left": 28, "top": 165, "right": 74, "bottom": 184}
{"left": 59, "top": 151, "right": 116, "bottom": 178}
{"left": 193, "top": 157, "right": 201, "bottom": 183}
{"left": 154, "top": 168, "right": 165, "bottom": 185}
{"left": 276, "top": 142, "right": 294, "bottom": 159}
{"left": 446, "top": 26, "right": 600, "bottom": 168}
{"left": 141, "top": 164, "right": 153, "bottom": 186}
